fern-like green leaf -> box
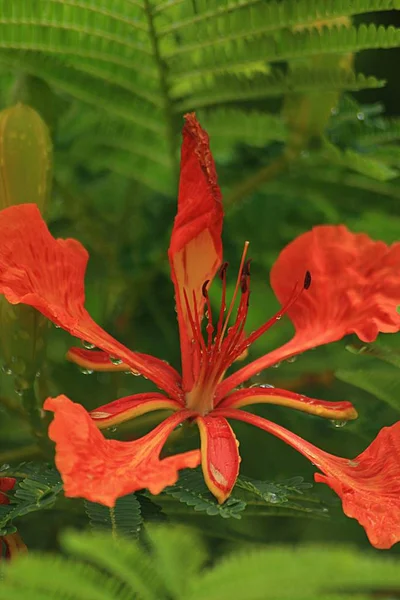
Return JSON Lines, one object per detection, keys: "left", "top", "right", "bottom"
{"left": 84, "top": 493, "right": 143, "bottom": 539}
{"left": 163, "top": 469, "right": 247, "bottom": 519}
{"left": 170, "top": 25, "right": 400, "bottom": 79}
{"left": 176, "top": 69, "right": 385, "bottom": 111}
{"left": 160, "top": 0, "right": 400, "bottom": 53}
{"left": 1, "top": 527, "right": 400, "bottom": 600}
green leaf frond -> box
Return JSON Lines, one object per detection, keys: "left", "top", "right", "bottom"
{"left": 163, "top": 469, "right": 247, "bottom": 519}
{"left": 198, "top": 108, "right": 287, "bottom": 157}
{"left": 0, "top": 1, "right": 397, "bottom": 193}
{"left": 0, "top": 463, "right": 62, "bottom": 534}
{"left": 1, "top": 526, "right": 400, "bottom": 600}
{"left": 176, "top": 69, "right": 385, "bottom": 111}
{"left": 170, "top": 24, "right": 400, "bottom": 80}
{"left": 159, "top": 0, "right": 400, "bottom": 53}
{"left": 84, "top": 493, "right": 143, "bottom": 539}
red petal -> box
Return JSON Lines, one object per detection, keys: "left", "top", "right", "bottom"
{"left": 271, "top": 225, "right": 400, "bottom": 344}
{"left": 218, "top": 387, "right": 358, "bottom": 421}
{"left": 44, "top": 395, "right": 200, "bottom": 507}
{"left": 219, "top": 226, "right": 400, "bottom": 394}
{"left": 0, "top": 204, "right": 182, "bottom": 399}
{"left": 196, "top": 415, "right": 240, "bottom": 504}
{"left": 66, "top": 348, "right": 181, "bottom": 383}
{"left": 0, "top": 477, "right": 15, "bottom": 505}
{"left": 90, "top": 392, "right": 183, "bottom": 429}
{"left": 168, "top": 114, "right": 223, "bottom": 391}
{"left": 218, "top": 407, "right": 400, "bottom": 549}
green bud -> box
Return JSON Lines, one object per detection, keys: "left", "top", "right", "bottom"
{"left": 0, "top": 103, "right": 52, "bottom": 212}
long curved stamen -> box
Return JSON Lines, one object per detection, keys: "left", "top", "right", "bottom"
{"left": 218, "top": 241, "right": 249, "bottom": 346}
{"left": 232, "top": 270, "right": 311, "bottom": 360}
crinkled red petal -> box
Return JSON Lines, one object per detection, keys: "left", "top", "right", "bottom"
{"left": 44, "top": 395, "right": 200, "bottom": 507}
{"left": 272, "top": 225, "right": 400, "bottom": 343}
{"left": 196, "top": 414, "right": 240, "bottom": 504}
{"left": 218, "top": 386, "right": 358, "bottom": 421}
{"left": 90, "top": 392, "right": 183, "bottom": 429}
{"left": 168, "top": 114, "right": 223, "bottom": 391}
{"left": 0, "top": 204, "right": 182, "bottom": 399}
{"left": 218, "top": 407, "right": 400, "bottom": 549}
{"left": 219, "top": 225, "right": 400, "bottom": 394}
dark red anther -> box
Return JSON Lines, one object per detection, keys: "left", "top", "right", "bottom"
{"left": 219, "top": 262, "right": 229, "bottom": 280}
{"left": 304, "top": 270, "right": 312, "bottom": 290}
{"left": 202, "top": 280, "right": 210, "bottom": 298}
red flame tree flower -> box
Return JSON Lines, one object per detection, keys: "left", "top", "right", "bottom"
{"left": 0, "top": 115, "right": 400, "bottom": 549}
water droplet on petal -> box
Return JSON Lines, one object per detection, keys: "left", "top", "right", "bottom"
{"left": 272, "top": 362, "right": 281, "bottom": 369}
{"left": 82, "top": 340, "right": 95, "bottom": 350}
{"left": 54, "top": 324, "right": 61, "bottom": 329}
{"left": 347, "top": 459, "right": 359, "bottom": 467}
{"left": 276, "top": 315, "right": 282, "bottom": 321}
{"left": 330, "top": 419, "right": 347, "bottom": 428}
{"left": 260, "top": 383, "right": 275, "bottom": 388}
{"left": 79, "top": 368, "right": 94, "bottom": 375}
{"left": 107, "top": 426, "right": 117, "bottom": 433}
{"left": 286, "top": 356, "right": 297, "bottom": 364}
{"left": 109, "top": 356, "right": 123, "bottom": 365}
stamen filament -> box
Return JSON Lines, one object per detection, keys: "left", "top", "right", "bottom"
{"left": 219, "top": 241, "right": 249, "bottom": 345}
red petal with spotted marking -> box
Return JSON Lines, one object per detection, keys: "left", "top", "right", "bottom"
{"left": 196, "top": 414, "right": 240, "bottom": 504}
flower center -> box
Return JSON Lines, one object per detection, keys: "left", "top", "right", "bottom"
{"left": 183, "top": 243, "right": 311, "bottom": 416}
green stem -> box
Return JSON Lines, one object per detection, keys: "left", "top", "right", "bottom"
{"left": 143, "top": 0, "right": 179, "bottom": 181}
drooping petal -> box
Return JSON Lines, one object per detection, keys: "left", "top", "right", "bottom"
{"left": 168, "top": 114, "right": 223, "bottom": 391}
{"left": 44, "top": 395, "right": 200, "bottom": 507}
{"left": 220, "top": 225, "right": 400, "bottom": 393}
{"left": 90, "top": 392, "right": 183, "bottom": 429}
{"left": 218, "top": 407, "right": 400, "bottom": 549}
{"left": 218, "top": 386, "right": 358, "bottom": 421}
{"left": 0, "top": 204, "right": 182, "bottom": 399}
{"left": 66, "top": 348, "right": 181, "bottom": 383}
{"left": 196, "top": 415, "right": 240, "bottom": 504}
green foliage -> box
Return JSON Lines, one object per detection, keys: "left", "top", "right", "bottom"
{"left": 336, "top": 339, "right": 400, "bottom": 413}
{"left": 162, "top": 469, "right": 328, "bottom": 521}
{"left": 1, "top": 525, "right": 400, "bottom": 600}
{"left": 0, "top": 463, "right": 62, "bottom": 535}
{"left": 84, "top": 493, "right": 143, "bottom": 539}
{"left": 0, "top": 0, "right": 397, "bottom": 193}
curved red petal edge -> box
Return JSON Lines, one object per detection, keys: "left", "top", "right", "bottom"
{"left": 90, "top": 392, "right": 183, "bottom": 429}
{"left": 271, "top": 225, "right": 400, "bottom": 344}
{"left": 0, "top": 204, "right": 181, "bottom": 399}
{"left": 196, "top": 414, "right": 240, "bottom": 504}
{"left": 168, "top": 114, "right": 223, "bottom": 391}
{"left": 44, "top": 395, "right": 200, "bottom": 507}
{"left": 218, "top": 386, "right": 358, "bottom": 421}
{"left": 217, "top": 407, "right": 400, "bottom": 549}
